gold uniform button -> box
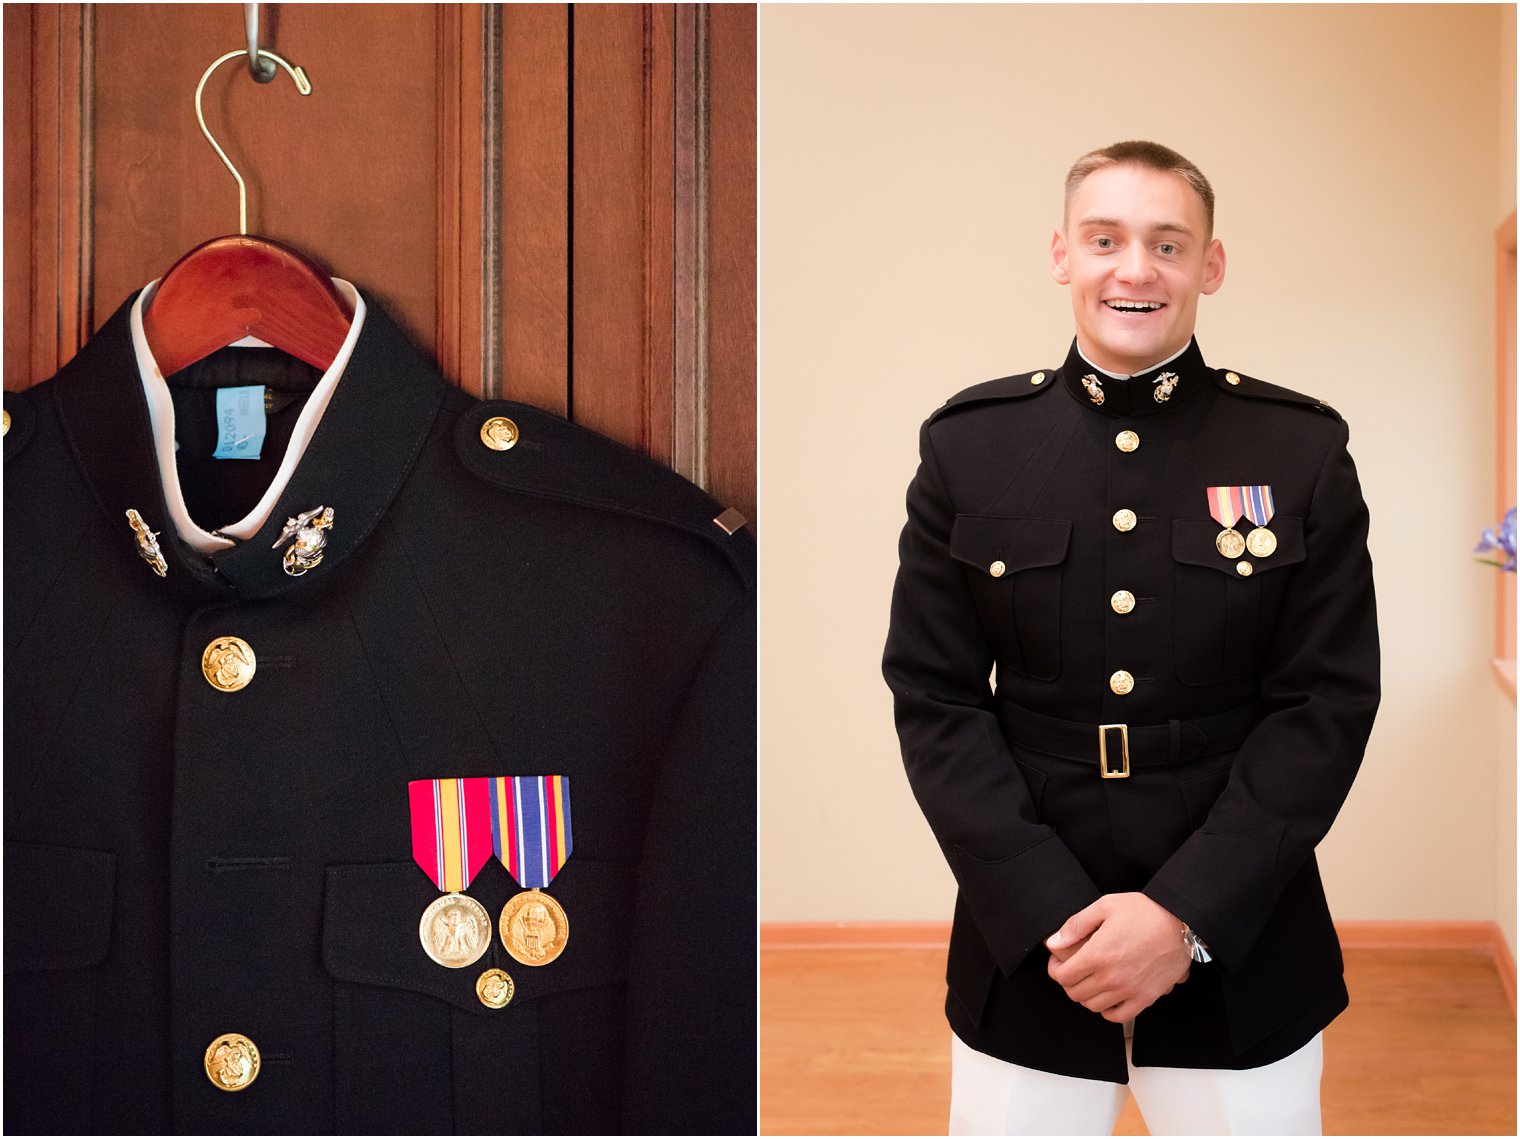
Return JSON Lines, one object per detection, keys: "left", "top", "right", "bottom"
{"left": 480, "top": 416, "right": 519, "bottom": 451}
{"left": 477, "top": 967, "right": 516, "bottom": 1008}
{"left": 1112, "top": 509, "right": 1137, "bottom": 532}
{"left": 989, "top": 560, "right": 1006, "bottom": 578}
{"left": 202, "top": 637, "right": 256, "bottom": 692}
{"left": 1236, "top": 560, "right": 1254, "bottom": 576}
{"left": 1109, "top": 670, "right": 1135, "bottom": 696}
{"left": 2, "top": 408, "right": 10, "bottom": 436}
{"left": 1110, "top": 590, "right": 1136, "bottom": 615}
{"left": 205, "top": 1033, "right": 260, "bottom": 1092}
{"left": 1030, "top": 372, "right": 1046, "bottom": 385}
{"left": 1114, "top": 430, "right": 1139, "bottom": 453}
{"left": 1225, "top": 371, "right": 1241, "bottom": 386}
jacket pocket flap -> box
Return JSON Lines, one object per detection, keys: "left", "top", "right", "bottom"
{"left": 4, "top": 841, "right": 116, "bottom": 972}
{"left": 950, "top": 516, "right": 1071, "bottom": 575}
{"left": 1172, "top": 516, "right": 1305, "bottom": 574}
{"left": 323, "top": 859, "right": 634, "bottom": 1015}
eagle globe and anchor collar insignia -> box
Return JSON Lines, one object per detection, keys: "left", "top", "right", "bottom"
{"left": 272, "top": 505, "right": 334, "bottom": 576}
{"left": 125, "top": 509, "right": 168, "bottom": 577}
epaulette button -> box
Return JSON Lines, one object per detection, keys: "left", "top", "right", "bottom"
{"left": 480, "top": 416, "right": 519, "bottom": 451}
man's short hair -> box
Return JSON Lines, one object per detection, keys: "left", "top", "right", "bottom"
{"left": 1064, "top": 141, "right": 1216, "bottom": 234}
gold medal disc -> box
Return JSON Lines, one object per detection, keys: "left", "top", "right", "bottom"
{"left": 1215, "top": 528, "right": 1246, "bottom": 559}
{"left": 1245, "top": 527, "right": 1277, "bottom": 557}
{"left": 499, "top": 888, "right": 570, "bottom": 967}
{"left": 420, "top": 892, "right": 492, "bottom": 968}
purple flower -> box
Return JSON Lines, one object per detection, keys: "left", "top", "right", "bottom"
{"left": 1474, "top": 506, "right": 1516, "bottom": 572}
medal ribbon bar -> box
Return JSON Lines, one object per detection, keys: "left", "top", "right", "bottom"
{"left": 490, "top": 775, "right": 573, "bottom": 888}
{"left": 408, "top": 777, "right": 494, "bottom": 891}
{"left": 1240, "top": 484, "right": 1276, "bottom": 527}
{"left": 1206, "top": 485, "right": 1246, "bottom": 529}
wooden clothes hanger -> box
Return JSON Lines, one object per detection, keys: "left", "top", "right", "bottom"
{"left": 142, "top": 32, "right": 351, "bottom": 378}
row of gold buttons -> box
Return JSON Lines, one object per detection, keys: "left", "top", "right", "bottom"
{"left": 204, "top": 965, "right": 512, "bottom": 1093}
{"left": 1111, "top": 430, "right": 1137, "bottom": 694}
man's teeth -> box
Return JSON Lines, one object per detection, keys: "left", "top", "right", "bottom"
{"left": 1106, "top": 301, "right": 1164, "bottom": 311}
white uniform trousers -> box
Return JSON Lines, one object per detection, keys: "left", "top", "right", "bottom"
{"left": 948, "top": 1027, "right": 1323, "bottom": 1136}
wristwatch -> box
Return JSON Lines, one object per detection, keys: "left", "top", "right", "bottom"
{"left": 1181, "top": 923, "right": 1212, "bottom": 964}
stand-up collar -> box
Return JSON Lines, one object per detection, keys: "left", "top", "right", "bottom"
{"left": 1058, "top": 337, "right": 1209, "bottom": 418}
{"left": 52, "top": 288, "right": 448, "bottom": 601}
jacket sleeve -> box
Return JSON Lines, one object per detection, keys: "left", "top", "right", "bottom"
{"left": 1143, "top": 418, "right": 1380, "bottom": 970}
{"left": 620, "top": 585, "right": 756, "bottom": 1135}
{"left": 883, "top": 418, "right": 1102, "bottom": 976}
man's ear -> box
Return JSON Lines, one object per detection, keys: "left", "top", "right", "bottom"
{"left": 1201, "top": 238, "right": 1226, "bottom": 296}
{"left": 1050, "top": 227, "right": 1071, "bottom": 285}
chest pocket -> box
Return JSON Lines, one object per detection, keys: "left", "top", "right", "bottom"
{"left": 949, "top": 516, "right": 1070, "bottom": 681}
{"left": 1171, "top": 516, "right": 1306, "bottom": 684}
{"left": 323, "top": 859, "right": 633, "bottom": 1134}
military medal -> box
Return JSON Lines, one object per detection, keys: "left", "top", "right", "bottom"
{"left": 409, "top": 777, "right": 494, "bottom": 968}
{"left": 1240, "top": 485, "right": 1277, "bottom": 557}
{"left": 1206, "top": 486, "right": 1247, "bottom": 559}
{"left": 490, "top": 775, "right": 573, "bottom": 967}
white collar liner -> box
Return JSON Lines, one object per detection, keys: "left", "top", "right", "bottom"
{"left": 130, "top": 278, "right": 367, "bottom": 554}
{"left": 1076, "top": 340, "right": 1189, "bottom": 382}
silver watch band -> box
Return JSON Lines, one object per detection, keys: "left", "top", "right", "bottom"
{"left": 1182, "top": 923, "right": 1212, "bottom": 964}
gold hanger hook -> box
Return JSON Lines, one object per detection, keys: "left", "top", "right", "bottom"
{"left": 193, "top": 48, "right": 312, "bottom": 236}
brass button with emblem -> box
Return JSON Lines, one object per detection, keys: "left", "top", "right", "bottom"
{"left": 1110, "top": 590, "right": 1135, "bottom": 615}
{"left": 2, "top": 408, "right": 9, "bottom": 436}
{"left": 1112, "top": 509, "right": 1137, "bottom": 533}
{"left": 988, "top": 560, "right": 1006, "bottom": 578}
{"left": 480, "top": 416, "right": 519, "bottom": 451}
{"left": 204, "top": 1033, "right": 260, "bottom": 1092}
{"left": 476, "top": 967, "right": 516, "bottom": 1009}
{"left": 1030, "top": 372, "right": 1046, "bottom": 385}
{"left": 202, "top": 637, "right": 256, "bottom": 692}
{"left": 1225, "top": 371, "right": 1241, "bottom": 386}
{"left": 1236, "top": 561, "right": 1254, "bottom": 576}
{"left": 1114, "top": 430, "right": 1139, "bottom": 453}
{"left": 1109, "top": 670, "right": 1135, "bottom": 696}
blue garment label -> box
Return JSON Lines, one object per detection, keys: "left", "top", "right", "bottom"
{"left": 212, "top": 385, "right": 266, "bottom": 460}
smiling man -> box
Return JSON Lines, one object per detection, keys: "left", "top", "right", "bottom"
{"left": 883, "top": 141, "right": 1380, "bottom": 1135}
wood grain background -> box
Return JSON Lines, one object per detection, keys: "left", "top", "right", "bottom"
{"left": 3, "top": 3, "right": 756, "bottom": 523}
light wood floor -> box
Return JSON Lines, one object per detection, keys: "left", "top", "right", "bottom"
{"left": 760, "top": 947, "right": 1516, "bottom": 1136}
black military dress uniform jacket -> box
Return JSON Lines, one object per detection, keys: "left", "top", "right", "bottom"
{"left": 883, "top": 339, "right": 1379, "bottom": 1084}
{"left": 3, "top": 289, "right": 756, "bottom": 1134}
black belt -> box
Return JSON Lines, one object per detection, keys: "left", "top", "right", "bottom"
{"left": 994, "top": 699, "right": 1265, "bottom": 779}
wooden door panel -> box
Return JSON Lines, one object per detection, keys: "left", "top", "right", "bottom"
{"left": 90, "top": 3, "right": 442, "bottom": 355}
{"left": 500, "top": 4, "right": 569, "bottom": 415}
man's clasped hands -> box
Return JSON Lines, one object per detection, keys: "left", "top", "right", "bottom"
{"left": 1045, "top": 892, "right": 1195, "bottom": 1023}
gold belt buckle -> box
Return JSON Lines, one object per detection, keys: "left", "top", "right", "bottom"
{"left": 1099, "top": 723, "right": 1130, "bottom": 779}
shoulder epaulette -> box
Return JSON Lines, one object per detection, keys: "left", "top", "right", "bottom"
{"left": 3, "top": 384, "right": 40, "bottom": 462}
{"left": 1213, "top": 368, "right": 1342, "bottom": 421}
{"left": 928, "top": 369, "right": 1058, "bottom": 424}
{"left": 453, "top": 398, "right": 753, "bottom": 587}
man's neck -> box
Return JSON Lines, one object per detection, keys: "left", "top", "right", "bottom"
{"left": 1076, "top": 340, "right": 1190, "bottom": 381}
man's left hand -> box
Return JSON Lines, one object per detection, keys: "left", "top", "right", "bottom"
{"left": 1044, "top": 893, "right": 1192, "bottom": 1022}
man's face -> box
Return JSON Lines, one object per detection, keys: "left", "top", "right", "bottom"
{"left": 1050, "top": 163, "right": 1226, "bottom": 375}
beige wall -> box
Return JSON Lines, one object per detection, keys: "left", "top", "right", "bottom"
{"left": 759, "top": 4, "right": 1513, "bottom": 925}
{"left": 1496, "top": 3, "right": 1517, "bottom": 963}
